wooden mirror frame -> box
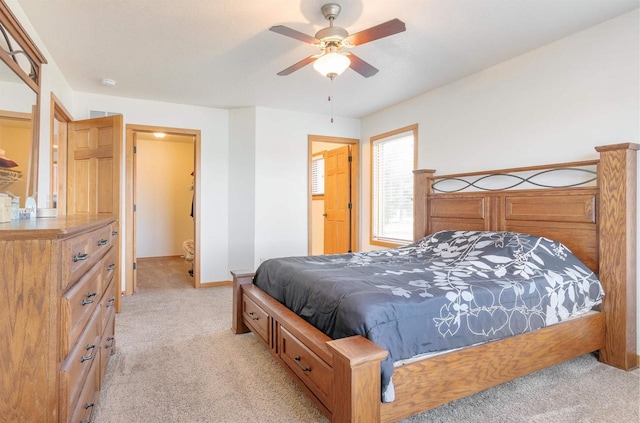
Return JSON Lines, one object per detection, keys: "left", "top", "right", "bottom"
{"left": 0, "top": 0, "right": 47, "bottom": 201}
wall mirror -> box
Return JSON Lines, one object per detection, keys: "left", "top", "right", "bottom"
{"left": 0, "top": 1, "right": 46, "bottom": 207}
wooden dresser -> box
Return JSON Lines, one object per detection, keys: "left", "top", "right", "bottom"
{"left": 0, "top": 215, "right": 118, "bottom": 422}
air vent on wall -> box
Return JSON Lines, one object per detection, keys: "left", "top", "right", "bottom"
{"left": 89, "top": 110, "right": 122, "bottom": 119}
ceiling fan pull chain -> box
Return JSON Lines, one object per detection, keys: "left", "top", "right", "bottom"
{"left": 329, "top": 79, "right": 334, "bottom": 123}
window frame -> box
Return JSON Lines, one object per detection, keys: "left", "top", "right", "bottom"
{"left": 369, "top": 124, "right": 418, "bottom": 247}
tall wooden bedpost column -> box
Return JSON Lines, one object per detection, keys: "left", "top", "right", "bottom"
{"left": 595, "top": 143, "right": 638, "bottom": 370}
{"left": 327, "top": 336, "right": 388, "bottom": 423}
{"left": 413, "top": 169, "right": 435, "bottom": 241}
{"left": 230, "top": 270, "right": 255, "bottom": 334}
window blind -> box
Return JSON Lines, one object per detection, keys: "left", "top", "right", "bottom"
{"left": 311, "top": 155, "right": 325, "bottom": 196}
{"left": 372, "top": 131, "right": 414, "bottom": 244}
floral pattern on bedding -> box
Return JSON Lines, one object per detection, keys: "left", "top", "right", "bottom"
{"left": 253, "top": 230, "right": 604, "bottom": 401}
{"left": 371, "top": 231, "right": 602, "bottom": 336}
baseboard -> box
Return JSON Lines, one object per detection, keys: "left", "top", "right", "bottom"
{"left": 199, "top": 280, "right": 233, "bottom": 288}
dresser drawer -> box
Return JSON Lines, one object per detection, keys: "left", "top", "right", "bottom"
{"left": 61, "top": 232, "right": 93, "bottom": 290}
{"left": 109, "top": 221, "right": 119, "bottom": 240}
{"left": 90, "top": 224, "right": 113, "bottom": 257}
{"left": 101, "top": 247, "right": 117, "bottom": 287}
{"left": 61, "top": 224, "right": 114, "bottom": 290}
{"left": 60, "top": 310, "right": 101, "bottom": 421}
{"left": 279, "top": 325, "right": 333, "bottom": 410}
{"left": 100, "top": 278, "right": 116, "bottom": 333}
{"left": 99, "top": 309, "right": 116, "bottom": 387}
{"left": 242, "top": 294, "right": 270, "bottom": 345}
{"left": 60, "top": 261, "right": 102, "bottom": 359}
{"left": 67, "top": 362, "right": 99, "bottom": 423}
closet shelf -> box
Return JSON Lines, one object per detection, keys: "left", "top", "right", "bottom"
{"left": 0, "top": 168, "right": 22, "bottom": 190}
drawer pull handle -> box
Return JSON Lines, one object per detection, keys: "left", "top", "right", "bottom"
{"left": 106, "top": 297, "right": 115, "bottom": 307}
{"left": 80, "top": 344, "right": 97, "bottom": 362}
{"left": 105, "top": 336, "right": 115, "bottom": 349}
{"left": 97, "top": 239, "right": 109, "bottom": 246}
{"left": 247, "top": 311, "right": 259, "bottom": 321}
{"left": 80, "top": 402, "right": 95, "bottom": 423}
{"left": 81, "top": 292, "right": 97, "bottom": 305}
{"left": 294, "top": 356, "right": 311, "bottom": 372}
{"left": 73, "top": 253, "right": 89, "bottom": 262}
{"left": 112, "top": 230, "right": 118, "bottom": 236}
{"left": 107, "top": 263, "right": 116, "bottom": 271}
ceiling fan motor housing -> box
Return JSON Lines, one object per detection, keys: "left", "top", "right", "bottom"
{"left": 315, "top": 26, "right": 348, "bottom": 43}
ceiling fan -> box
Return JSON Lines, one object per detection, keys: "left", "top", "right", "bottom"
{"left": 270, "top": 3, "right": 406, "bottom": 79}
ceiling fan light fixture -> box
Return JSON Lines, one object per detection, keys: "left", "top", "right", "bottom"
{"left": 313, "top": 52, "right": 350, "bottom": 79}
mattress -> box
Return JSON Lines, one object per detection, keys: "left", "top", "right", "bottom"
{"left": 253, "top": 230, "right": 604, "bottom": 401}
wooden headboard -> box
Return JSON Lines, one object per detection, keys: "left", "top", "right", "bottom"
{"left": 412, "top": 143, "right": 638, "bottom": 370}
{"left": 415, "top": 173, "right": 598, "bottom": 272}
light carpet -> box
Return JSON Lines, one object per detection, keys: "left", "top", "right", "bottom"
{"left": 94, "top": 257, "right": 639, "bottom": 423}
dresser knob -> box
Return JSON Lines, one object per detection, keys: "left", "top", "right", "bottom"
{"left": 81, "top": 292, "right": 97, "bottom": 305}
{"left": 97, "top": 239, "right": 108, "bottom": 246}
{"left": 80, "top": 344, "right": 97, "bottom": 362}
{"left": 80, "top": 402, "right": 95, "bottom": 423}
{"left": 73, "top": 253, "right": 89, "bottom": 262}
{"left": 105, "top": 336, "right": 115, "bottom": 349}
{"left": 107, "top": 263, "right": 116, "bottom": 271}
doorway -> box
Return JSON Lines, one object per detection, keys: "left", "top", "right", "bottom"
{"left": 125, "top": 124, "right": 201, "bottom": 295}
{"left": 308, "top": 135, "right": 359, "bottom": 255}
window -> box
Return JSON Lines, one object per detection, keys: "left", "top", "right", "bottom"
{"left": 370, "top": 124, "right": 417, "bottom": 246}
{"left": 311, "top": 152, "right": 325, "bottom": 197}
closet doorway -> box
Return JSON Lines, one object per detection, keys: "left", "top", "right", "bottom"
{"left": 125, "top": 124, "right": 201, "bottom": 295}
{"left": 308, "top": 135, "right": 359, "bottom": 255}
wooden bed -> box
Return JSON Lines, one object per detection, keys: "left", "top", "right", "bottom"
{"left": 231, "top": 143, "right": 638, "bottom": 423}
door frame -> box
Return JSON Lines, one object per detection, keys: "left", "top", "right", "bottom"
{"left": 49, "top": 93, "right": 73, "bottom": 212}
{"left": 125, "top": 124, "right": 201, "bottom": 295}
{"left": 308, "top": 134, "right": 359, "bottom": 254}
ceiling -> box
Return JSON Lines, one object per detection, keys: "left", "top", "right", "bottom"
{"left": 16, "top": 0, "right": 639, "bottom": 119}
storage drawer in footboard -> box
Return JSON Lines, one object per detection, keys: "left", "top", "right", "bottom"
{"left": 279, "top": 325, "right": 333, "bottom": 410}
{"left": 242, "top": 294, "right": 270, "bottom": 346}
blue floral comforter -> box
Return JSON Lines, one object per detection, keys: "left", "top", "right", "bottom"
{"left": 253, "top": 230, "right": 604, "bottom": 401}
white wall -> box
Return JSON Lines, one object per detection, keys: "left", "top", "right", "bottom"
{"left": 72, "top": 92, "right": 229, "bottom": 284}
{"left": 361, "top": 11, "right": 640, "bottom": 349}
{"left": 228, "top": 107, "right": 256, "bottom": 271}
{"left": 136, "top": 137, "right": 194, "bottom": 258}
{"left": 253, "top": 107, "right": 360, "bottom": 268}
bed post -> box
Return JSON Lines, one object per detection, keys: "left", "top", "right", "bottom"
{"left": 413, "top": 169, "right": 435, "bottom": 241}
{"left": 327, "top": 336, "right": 388, "bottom": 423}
{"left": 231, "top": 270, "right": 255, "bottom": 334}
{"left": 595, "top": 143, "right": 638, "bottom": 370}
